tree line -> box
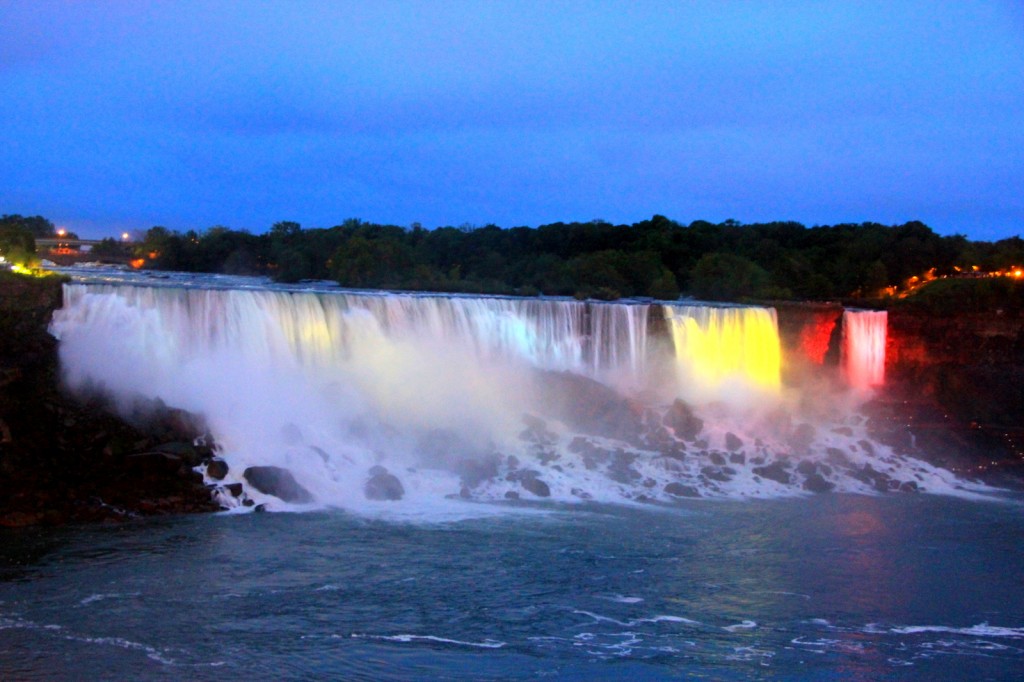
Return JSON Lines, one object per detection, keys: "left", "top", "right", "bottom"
{"left": 4, "top": 212, "right": 1023, "bottom": 304}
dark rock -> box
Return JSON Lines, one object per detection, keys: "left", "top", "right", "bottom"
{"left": 663, "top": 399, "right": 704, "bottom": 440}
{"left": 825, "top": 447, "right": 850, "bottom": 466}
{"left": 571, "top": 487, "right": 592, "bottom": 499}
{"left": 796, "top": 460, "right": 818, "bottom": 476}
{"left": 803, "top": 473, "right": 834, "bottom": 493}
{"left": 664, "top": 482, "right": 700, "bottom": 498}
{"left": 535, "top": 370, "right": 643, "bottom": 443}
{"left": 850, "top": 463, "right": 892, "bottom": 492}
{"left": 729, "top": 452, "right": 746, "bottom": 465}
{"left": 789, "top": 423, "right": 816, "bottom": 453}
{"left": 568, "top": 436, "right": 590, "bottom": 453}
{"left": 504, "top": 490, "right": 520, "bottom": 500}
{"left": 224, "top": 482, "right": 243, "bottom": 497}
{"left": 708, "top": 451, "right": 727, "bottom": 466}
{"left": 701, "top": 466, "right": 732, "bottom": 482}
{"left": 724, "top": 432, "right": 744, "bottom": 451}
{"left": 899, "top": 480, "right": 920, "bottom": 493}
{"left": 365, "top": 467, "right": 405, "bottom": 501}
{"left": 206, "top": 458, "right": 229, "bottom": 480}
{"left": 832, "top": 426, "right": 854, "bottom": 437}
{"left": 153, "top": 441, "right": 201, "bottom": 466}
{"left": 127, "top": 451, "right": 182, "bottom": 474}
{"left": 243, "top": 466, "right": 314, "bottom": 503}
{"left": 519, "top": 474, "right": 551, "bottom": 498}
{"left": 752, "top": 461, "right": 792, "bottom": 485}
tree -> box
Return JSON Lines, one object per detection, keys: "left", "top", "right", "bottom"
{"left": 689, "top": 252, "right": 773, "bottom": 301}
{"left": 0, "top": 223, "right": 36, "bottom": 266}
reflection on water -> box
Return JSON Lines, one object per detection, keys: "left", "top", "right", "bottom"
{"left": 1, "top": 495, "right": 1023, "bottom": 680}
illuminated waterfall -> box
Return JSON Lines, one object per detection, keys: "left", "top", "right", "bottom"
{"left": 51, "top": 280, "right": 982, "bottom": 508}
{"left": 663, "top": 304, "right": 782, "bottom": 401}
{"left": 52, "top": 286, "right": 653, "bottom": 460}
{"left": 842, "top": 309, "right": 887, "bottom": 389}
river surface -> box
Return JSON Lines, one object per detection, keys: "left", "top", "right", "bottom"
{"left": 2, "top": 494, "right": 1023, "bottom": 680}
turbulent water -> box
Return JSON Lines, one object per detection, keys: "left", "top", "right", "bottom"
{"left": 48, "top": 271, "right": 988, "bottom": 515}
{"left": 4, "top": 269, "right": 1022, "bottom": 678}
{"left": 2, "top": 496, "right": 1023, "bottom": 680}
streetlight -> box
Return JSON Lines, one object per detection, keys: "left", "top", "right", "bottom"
{"left": 121, "top": 232, "right": 130, "bottom": 241}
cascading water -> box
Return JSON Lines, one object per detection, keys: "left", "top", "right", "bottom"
{"left": 50, "top": 278, "right": 984, "bottom": 513}
{"left": 663, "top": 304, "right": 781, "bottom": 403}
{"left": 842, "top": 310, "right": 887, "bottom": 389}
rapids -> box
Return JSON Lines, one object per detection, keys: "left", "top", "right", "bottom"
{"left": 48, "top": 273, "right": 990, "bottom": 514}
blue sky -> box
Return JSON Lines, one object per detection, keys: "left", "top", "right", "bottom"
{"left": 2, "top": 1, "right": 1022, "bottom": 241}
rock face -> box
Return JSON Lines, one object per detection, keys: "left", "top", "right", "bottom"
{"left": 534, "top": 370, "right": 643, "bottom": 443}
{"left": 663, "top": 399, "right": 704, "bottom": 441}
{"left": 243, "top": 466, "right": 314, "bottom": 504}
{"left": 0, "top": 272, "right": 221, "bottom": 527}
{"left": 364, "top": 466, "right": 404, "bottom": 501}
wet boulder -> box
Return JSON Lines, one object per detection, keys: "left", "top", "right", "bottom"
{"left": 788, "top": 423, "right": 817, "bottom": 454}
{"left": 802, "top": 473, "right": 834, "bottom": 493}
{"left": 243, "top": 466, "right": 314, "bottom": 503}
{"left": 508, "top": 469, "right": 551, "bottom": 498}
{"left": 365, "top": 466, "right": 405, "bottom": 501}
{"left": 724, "top": 432, "right": 744, "bottom": 452}
{"left": 753, "top": 461, "right": 792, "bottom": 485}
{"left": 663, "top": 399, "right": 703, "bottom": 441}
{"left": 206, "top": 458, "right": 229, "bottom": 480}
{"left": 534, "top": 370, "right": 643, "bottom": 443}
{"left": 664, "top": 482, "right": 700, "bottom": 498}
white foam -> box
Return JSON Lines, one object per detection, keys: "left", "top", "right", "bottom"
{"left": 50, "top": 278, "right": 1003, "bottom": 515}
{"left": 889, "top": 623, "right": 1024, "bottom": 638}
{"left": 723, "top": 620, "right": 757, "bottom": 632}
{"left": 351, "top": 633, "right": 505, "bottom": 648}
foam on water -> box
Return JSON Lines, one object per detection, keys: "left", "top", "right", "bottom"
{"left": 48, "top": 277, "right": 997, "bottom": 515}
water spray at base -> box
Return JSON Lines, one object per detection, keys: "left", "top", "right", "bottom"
{"left": 49, "top": 282, "right": 990, "bottom": 515}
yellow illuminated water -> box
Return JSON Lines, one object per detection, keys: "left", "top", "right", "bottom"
{"left": 664, "top": 305, "right": 781, "bottom": 399}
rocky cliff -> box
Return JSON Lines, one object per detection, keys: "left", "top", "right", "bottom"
{"left": 775, "top": 301, "right": 1024, "bottom": 483}
{"left": 0, "top": 272, "right": 221, "bottom": 527}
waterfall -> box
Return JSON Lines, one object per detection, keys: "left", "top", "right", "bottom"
{"left": 842, "top": 310, "right": 887, "bottom": 389}
{"left": 662, "top": 304, "right": 782, "bottom": 402}
{"left": 53, "top": 279, "right": 971, "bottom": 510}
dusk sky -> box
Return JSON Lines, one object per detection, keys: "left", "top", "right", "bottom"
{"left": 2, "top": 1, "right": 1022, "bottom": 241}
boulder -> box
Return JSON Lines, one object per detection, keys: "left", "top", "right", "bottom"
{"left": 509, "top": 469, "right": 551, "bottom": 498}
{"left": 664, "top": 482, "right": 700, "bottom": 498}
{"left": 753, "top": 461, "right": 792, "bottom": 485}
{"left": 802, "top": 473, "right": 834, "bottom": 493}
{"left": 243, "top": 466, "right": 314, "bottom": 503}
{"left": 364, "top": 466, "right": 404, "bottom": 501}
{"left": 724, "top": 432, "right": 744, "bottom": 452}
{"left": 663, "top": 399, "right": 703, "bottom": 441}
{"left": 206, "top": 458, "right": 229, "bottom": 480}
{"left": 535, "top": 370, "right": 643, "bottom": 443}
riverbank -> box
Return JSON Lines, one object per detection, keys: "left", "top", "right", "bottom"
{"left": 0, "top": 271, "right": 220, "bottom": 527}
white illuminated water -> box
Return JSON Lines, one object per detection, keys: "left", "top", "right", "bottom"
{"left": 48, "top": 273, "right": 991, "bottom": 515}
{"left": 843, "top": 309, "right": 888, "bottom": 389}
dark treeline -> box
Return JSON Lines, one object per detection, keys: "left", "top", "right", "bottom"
{"left": 4, "top": 213, "right": 1024, "bottom": 303}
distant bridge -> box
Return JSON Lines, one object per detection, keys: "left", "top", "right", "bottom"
{"left": 36, "top": 238, "right": 108, "bottom": 248}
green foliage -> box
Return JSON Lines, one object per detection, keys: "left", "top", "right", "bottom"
{"left": 90, "top": 237, "right": 129, "bottom": 259}
{"left": 689, "top": 252, "right": 773, "bottom": 301}
{"left": 0, "top": 214, "right": 55, "bottom": 238}
{"left": 10, "top": 210, "right": 1024, "bottom": 306}
{"left": 0, "top": 223, "right": 37, "bottom": 265}
{"left": 897, "top": 277, "right": 1024, "bottom": 315}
